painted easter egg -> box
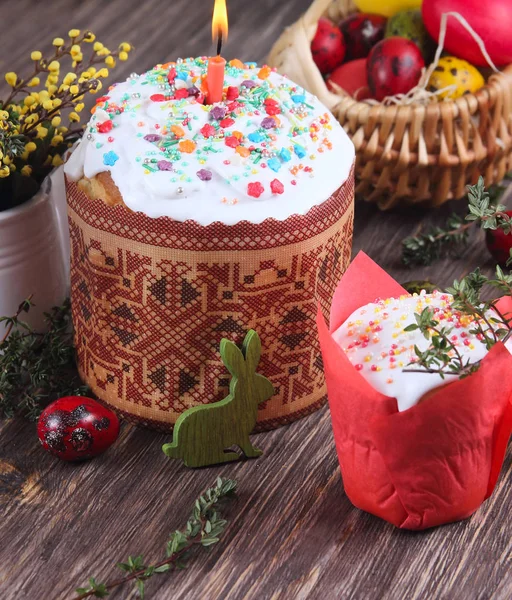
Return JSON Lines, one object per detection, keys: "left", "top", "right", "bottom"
{"left": 354, "top": 0, "right": 422, "bottom": 19}
{"left": 385, "top": 9, "right": 435, "bottom": 61}
{"left": 327, "top": 59, "right": 371, "bottom": 100}
{"left": 339, "top": 13, "right": 387, "bottom": 61}
{"left": 486, "top": 210, "right": 512, "bottom": 265}
{"left": 422, "top": 0, "right": 512, "bottom": 66}
{"left": 37, "top": 396, "right": 120, "bottom": 461}
{"left": 311, "top": 18, "right": 346, "bottom": 75}
{"left": 427, "top": 56, "right": 485, "bottom": 99}
{"left": 367, "top": 37, "right": 425, "bottom": 101}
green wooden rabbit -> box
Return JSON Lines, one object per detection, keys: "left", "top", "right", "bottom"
{"left": 162, "top": 330, "right": 274, "bottom": 468}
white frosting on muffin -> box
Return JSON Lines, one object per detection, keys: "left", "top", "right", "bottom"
{"left": 65, "top": 58, "right": 354, "bottom": 225}
{"left": 333, "top": 290, "right": 511, "bottom": 412}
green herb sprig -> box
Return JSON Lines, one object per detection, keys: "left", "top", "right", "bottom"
{"left": 0, "top": 297, "right": 88, "bottom": 420}
{"left": 402, "top": 178, "right": 512, "bottom": 267}
{"left": 403, "top": 267, "right": 512, "bottom": 378}
{"left": 74, "top": 477, "right": 237, "bottom": 600}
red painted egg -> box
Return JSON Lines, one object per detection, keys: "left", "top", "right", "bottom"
{"left": 311, "top": 18, "right": 346, "bottom": 75}
{"left": 37, "top": 396, "right": 120, "bottom": 461}
{"left": 422, "top": 0, "right": 512, "bottom": 66}
{"left": 367, "top": 37, "right": 425, "bottom": 101}
{"left": 486, "top": 211, "right": 512, "bottom": 265}
{"left": 339, "top": 13, "right": 387, "bottom": 61}
{"left": 327, "top": 59, "right": 371, "bottom": 100}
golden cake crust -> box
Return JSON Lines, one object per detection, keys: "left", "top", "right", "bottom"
{"left": 78, "top": 171, "right": 126, "bottom": 208}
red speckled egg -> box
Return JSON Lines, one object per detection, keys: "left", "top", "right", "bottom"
{"left": 422, "top": 0, "right": 512, "bottom": 67}
{"left": 37, "top": 396, "right": 120, "bottom": 461}
{"left": 339, "top": 13, "right": 387, "bottom": 61}
{"left": 327, "top": 58, "right": 371, "bottom": 100}
{"left": 486, "top": 211, "right": 512, "bottom": 265}
{"left": 367, "top": 37, "right": 424, "bottom": 101}
{"left": 311, "top": 18, "right": 346, "bottom": 75}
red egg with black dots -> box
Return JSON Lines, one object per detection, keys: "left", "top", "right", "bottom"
{"left": 37, "top": 396, "right": 120, "bottom": 461}
{"left": 311, "top": 18, "right": 346, "bottom": 75}
{"left": 339, "top": 13, "right": 387, "bottom": 61}
{"left": 485, "top": 210, "right": 512, "bottom": 265}
{"left": 367, "top": 37, "right": 424, "bottom": 101}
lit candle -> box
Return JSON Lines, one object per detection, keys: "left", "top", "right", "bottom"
{"left": 207, "top": 0, "right": 228, "bottom": 104}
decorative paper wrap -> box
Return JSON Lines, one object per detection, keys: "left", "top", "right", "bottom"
{"left": 66, "top": 167, "right": 354, "bottom": 431}
{"left": 317, "top": 252, "right": 512, "bottom": 530}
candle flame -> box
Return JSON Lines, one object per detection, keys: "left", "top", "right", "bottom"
{"left": 212, "top": 0, "right": 228, "bottom": 55}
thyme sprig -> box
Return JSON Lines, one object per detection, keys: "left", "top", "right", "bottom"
{"left": 0, "top": 297, "right": 88, "bottom": 420}
{"left": 402, "top": 178, "right": 512, "bottom": 266}
{"left": 403, "top": 267, "right": 512, "bottom": 378}
{"left": 74, "top": 477, "right": 237, "bottom": 600}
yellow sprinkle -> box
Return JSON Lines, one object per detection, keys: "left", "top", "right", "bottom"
{"left": 365, "top": 327, "right": 372, "bottom": 333}
{"left": 398, "top": 361, "right": 404, "bottom": 367}
{"left": 384, "top": 299, "right": 391, "bottom": 305}
{"left": 392, "top": 333, "right": 399, "bottom": 339}
{"left": 355, "top": 320, "right": 363, "bottom": 326}
{"left": 364, "top": 355, "right": 372, "bottom": 363}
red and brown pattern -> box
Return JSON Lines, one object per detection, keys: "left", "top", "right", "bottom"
{"left": 67, "top": 165, "right": 354, "bottom": 431}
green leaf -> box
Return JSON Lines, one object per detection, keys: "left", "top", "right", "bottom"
{"left": 136, "top": 579, "right": 145, "bottom": 599}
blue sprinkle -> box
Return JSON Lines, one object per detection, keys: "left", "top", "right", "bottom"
{"left": 293, "top": 144, "right": 306, "bottom": 158}
{"left": 176, "top": 71, "right": 188, "bottom": 81}
{"left": 248, "top": 132, "right": 264, "bottom": 143}
{"left": 267, "top": 158, "right": 281, "bottom": 172}
{"left": 245, "top": 62, "right": 258, "bottom": 68}
{"left": 103, "top": 150, "right": 119, "bottom": 166}
{"left": 280, "top": 148, "right": 292, "bottom": 162}
{"left": 291, "top": 94, "right": 306, "bottom": 104}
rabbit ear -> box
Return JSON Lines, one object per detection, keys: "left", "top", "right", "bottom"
{"left": 242, "top": 330, "right": 261, "bottom": 373}
{"left": 220, "top": 338, "right": 245, "bottom": 377}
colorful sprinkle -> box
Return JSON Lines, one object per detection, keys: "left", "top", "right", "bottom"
{"left": 103, "top": 150, "right": 119, "bottom": 166}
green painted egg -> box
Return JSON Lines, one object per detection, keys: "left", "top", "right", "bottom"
{"left": 385, "top": 9, "right": 435, "bottom": 60}
{"left": 427, "top": 56, "right": 485, "bottom": 99}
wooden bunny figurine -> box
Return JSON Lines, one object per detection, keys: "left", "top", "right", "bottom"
{"left": 162, "top": 330, "right": 274, "bottom": 468}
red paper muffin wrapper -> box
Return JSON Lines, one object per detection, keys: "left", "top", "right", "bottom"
{"left": 317, "top": 252, "right": 512, "bottom": 530}
{"left": 66, "top": 167, "right": 354, "bottom": 431}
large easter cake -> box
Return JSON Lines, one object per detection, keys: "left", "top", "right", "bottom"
{"left": 65, "top": 58, "right": 355, "bottom": 430}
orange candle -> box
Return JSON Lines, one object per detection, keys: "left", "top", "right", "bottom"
{"left": 207, "top": 0, "right": 228, "bottom": 104}
{"left": 207, "top": 55, "right": 226, "bottom": 104}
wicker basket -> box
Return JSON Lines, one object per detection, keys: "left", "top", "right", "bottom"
{"left": 268, "top": 0, "right": 512, "bottom": 209}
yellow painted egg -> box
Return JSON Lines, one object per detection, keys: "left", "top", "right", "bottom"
{"left": 354, "top": 0, "right": 422, "bottom": 18}
{"left": 426, "top": 56, "right": 485, "bottom": 100}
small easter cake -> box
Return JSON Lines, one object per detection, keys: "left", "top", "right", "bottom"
{"left": 332, "top": 289, "right": 511, "bottom": 411}
{"left": 64, "top": 58, "right": 355, "bottom": 431}
{"left": 65, "top": 58, "right": 353, "bottom": 225}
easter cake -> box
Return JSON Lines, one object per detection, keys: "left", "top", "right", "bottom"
{"left": 332, "top": 289, "right": 512, "bottom": 411}
{"left": 64, "top": 58, "right": 355, "bottom": 431}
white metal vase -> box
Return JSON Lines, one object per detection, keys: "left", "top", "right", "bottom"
{"left": 0, "top": 167, "right": 70, "bottom": 333}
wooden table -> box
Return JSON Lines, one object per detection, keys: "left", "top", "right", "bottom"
{"left": 1, "top": 1, "right": 511, "bottom": 598}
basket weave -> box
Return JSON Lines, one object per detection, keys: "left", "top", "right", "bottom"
{"left": 67, "top": 169, "right": 354, "bottom": 432}
{"left": 268, "top": 0, "right": 512, "bottom": 208}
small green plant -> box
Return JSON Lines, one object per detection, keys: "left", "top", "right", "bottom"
{"left": 74, "top": 477, "right": 237, "bottom": 599}
{"left": 402, "top": 178, "right": 512, "bottom": 267}
{"left": 403, "top": 266, "right": 512, "bottom": 378}
{"left": 0, "top": 297, "right": 88, "bottom": 420}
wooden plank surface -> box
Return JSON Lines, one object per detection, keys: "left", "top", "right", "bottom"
{"left": 1, "top": 1, "right": 511, "bottom": 599}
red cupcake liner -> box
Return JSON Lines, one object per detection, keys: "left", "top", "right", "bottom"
{"left": 317, "top": 252, "right": 512, "bottom": 529}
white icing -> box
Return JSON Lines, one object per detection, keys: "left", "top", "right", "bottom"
{"left": 65, "top": 59, "right": 354, "bottom": 225}
{"left": 333, "top": 291, "right": 511, "bottom": 412}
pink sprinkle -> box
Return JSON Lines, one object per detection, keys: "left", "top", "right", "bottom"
{"left": 451, "top": 335, "right": 458, "bottom": 341}
{"left": 389, "top": 357, "right": 396, "bottom": 363}
{"left": 361, "top": 342, "right": 368, "bottom": 348}
{"left": 391, "top": 344, "right": 398, "bottom": 349}
{"left": 461, "top": 332, "right": 467, "bottom": 338}
{"left": 464, "top": 339, "right": 471, "bottom": 346}
{"left": 291, "top": 180, "right": 297, "bottom": 185}
{"left": 371, "top": 365, "right": 378, "bottom": 372}
{"left": 355, "top": 364, "right": 363, "bottom": 371}
{"left": 108, "top": 136, "right": 114, "bottom": 142}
